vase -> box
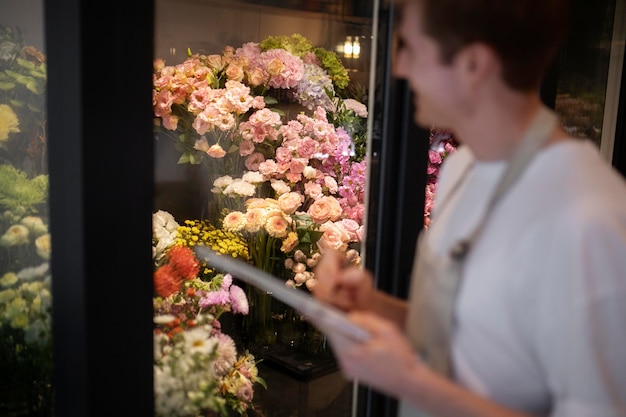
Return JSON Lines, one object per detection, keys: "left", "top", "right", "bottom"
{"left": 276, "top": 304, "right": 305, "bottom": 350}
{"left": 243, "top": 287, "right": 277, "bottom": 349}
{"left": 301, "top": 322, "right": 334, "bottom": 358}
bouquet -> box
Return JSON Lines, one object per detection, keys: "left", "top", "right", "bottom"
{"left": 152, "top": 33, "right": 368, "bottom": 291}
{"left": 153, "top": 210, "right": 265, "bottom": 417}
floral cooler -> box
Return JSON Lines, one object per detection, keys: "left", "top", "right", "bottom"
{"left": 151, "top": 34, "right": 369, "bottom": 417}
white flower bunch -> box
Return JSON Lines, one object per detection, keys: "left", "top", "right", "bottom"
{"left": 154, "top": 314, "right": 224, "bottom": 417}
{"left": 0, "top": 262, "right": 52, "bottom": 346}
{"left": 153, "top": 210, "right": 180, "bottom": 261}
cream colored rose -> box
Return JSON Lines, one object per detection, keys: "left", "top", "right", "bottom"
{"left": 206, "top": 54, "right": 224, "bottom": 71}
{"left": 278, "top": 192, "right": 303, "bottom": 214}
{"left": 270, "top": 179, "right": 290, "bottom": 195}
{"left": 246, "top": 67, "right": 266, "bottom": 87}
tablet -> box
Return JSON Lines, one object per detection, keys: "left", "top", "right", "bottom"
{"left": 194, "top": 246, "right": 371, "bottom": 343}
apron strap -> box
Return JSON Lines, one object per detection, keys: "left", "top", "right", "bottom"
{"left": 407, "top": 105, "right": 559, "bottom": 379}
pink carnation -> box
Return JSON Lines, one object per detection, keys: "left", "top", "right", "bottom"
{"left": 229, "top": 285, "right": 249, "bottom": 315}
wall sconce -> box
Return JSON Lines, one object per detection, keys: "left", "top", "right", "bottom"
{"left": 340, "top": 36, "right": 361, "bottom": 59}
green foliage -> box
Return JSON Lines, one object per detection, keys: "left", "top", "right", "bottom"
{"left": 313, "top": 47, "right": 350, "bottom": 90}
{"left": 0, "top": 164, "right": 48, "bottom": 213}
{"left": 259, "top": 33, "right": 350, "bottom": 91}
{"left": 259, "top": 33, "right": 314, "bottom": 57}
{"left": 0, "top": 25, "right": 47, "bottom": 177}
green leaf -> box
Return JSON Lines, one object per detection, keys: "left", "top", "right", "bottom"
{"left": 263, "top": 96, "right": 278, "bottom": 106}
{"left": 0, "top": 81, "right": 16, "bottom": 90}
{"left": 177, "top": 153, "right": 191, "bottom": 164}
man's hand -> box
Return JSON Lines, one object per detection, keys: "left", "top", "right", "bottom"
{"left": 312, "top": 250, "right": 375, "bottom": 312}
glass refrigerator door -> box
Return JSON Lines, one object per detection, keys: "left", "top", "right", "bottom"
{"left": 553, "top": 0, "right": 625, "bottom": 165}
{"left": 152, "top": 1, "right": 375, "bottom": 416}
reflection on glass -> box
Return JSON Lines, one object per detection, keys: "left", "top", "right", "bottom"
{"left": 554, "top": 0, "right": 616, "bottom": 146}
{"left": 152, "top": 2, "right": 372, "bottom": 416}
{"left": 0, "top": 21, "right": 53, "bottom": 417}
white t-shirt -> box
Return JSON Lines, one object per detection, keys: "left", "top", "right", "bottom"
{"left": 401, "top": 139, "right": 626, "bottom": 417}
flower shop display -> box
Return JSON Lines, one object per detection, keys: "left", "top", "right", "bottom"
{"left": 152, "top": 33, "right": 369, "bottom": 406}
{"left": 152, "top": 210, "right": 266, "bottom": 417}
{"left": 424, "top": 129, "right": 457, "bottom": 228}
{"left": 0, "top": 25, "right": 52, "bottom": 416}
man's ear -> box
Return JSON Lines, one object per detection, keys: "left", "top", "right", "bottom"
{"left": 454, "top": 43, "right": 500, "bottom": 90}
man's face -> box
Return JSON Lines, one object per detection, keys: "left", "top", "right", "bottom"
{"left": 393, "top": 0, "right": 464, "bottom": 129}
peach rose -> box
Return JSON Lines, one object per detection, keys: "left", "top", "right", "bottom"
{"left": 266, "top": 58, "right": 285, "bottom": 76}
{"left": 278, "top": 192, "right": 303, "bottom": 214}
{"left": 207, "top": 144, "right": 227, "bottom": 158}
{"left": 307, "top": 196, "right": 342, "bottom": 224}
{"left": 225, "top": 64, "right": 244, "bottom": 81}
{"left": 317, "top": 221, "right": 350, "bottom": 253}
{"left": 247, "top": 67, "right": 266, "bottom": 87}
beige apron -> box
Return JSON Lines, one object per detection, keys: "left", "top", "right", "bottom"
{"left": 399, "top": 106, "right": 558, "bottom": 416}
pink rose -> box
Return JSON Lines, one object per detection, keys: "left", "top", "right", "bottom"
{"left": 245, "top": 152, "right": 265, "bottom": 171}
{"left": 339, "top": 218, "right": 361, "bottom": 242}
{"left": 304, "top": 182, "right": 323, "bottom": 199}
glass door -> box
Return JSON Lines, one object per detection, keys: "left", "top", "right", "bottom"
{"left": 151, "top": 1, "right": 375, "bottom": 416}
{"left": 0, "top": 2, "right": 54, "bottom": 415}
{"left": 553, "top": 0, "right": 625, "bottom": 164}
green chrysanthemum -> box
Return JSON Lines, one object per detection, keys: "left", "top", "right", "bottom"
{"left": 313, "top": 47, "right": 350, "bottom": 90}
{"left": 259, "top": 34, "right": 313, "bottom": 57}
{"left": 0, "top": 104, "right": 20, "bottom": 142}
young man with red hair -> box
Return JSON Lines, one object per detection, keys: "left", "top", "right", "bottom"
{"left": 313, "top": 0, "right": 626, "bottom": 416}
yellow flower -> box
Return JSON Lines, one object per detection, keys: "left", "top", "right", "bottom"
{"left": 0, "top": 224, "right": 30, "bottom": 246}
{"left": 35, "top": 233, "right": 51, "bottom": 260}
{"left": 0, "top": 104, "right": 20, "bottom": 142}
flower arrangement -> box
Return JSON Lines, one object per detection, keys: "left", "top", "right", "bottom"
{"left": 152, "top": 210, "right": 266, "bottom": 417}
{"left": 424, "top": 129, "right": 457, "bottom": 228}
{"left": 152, "top": 33, "right": 369, "bottom": 401}
{"left": 0, "top": 25, "right": 52, "bottom": 415}
{"left": 152, "top": 33, "right": 368, "bottom": 291}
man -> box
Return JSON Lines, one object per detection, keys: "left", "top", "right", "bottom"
{"left": 312, "top": 0, "right": 626, "bottom": 416}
